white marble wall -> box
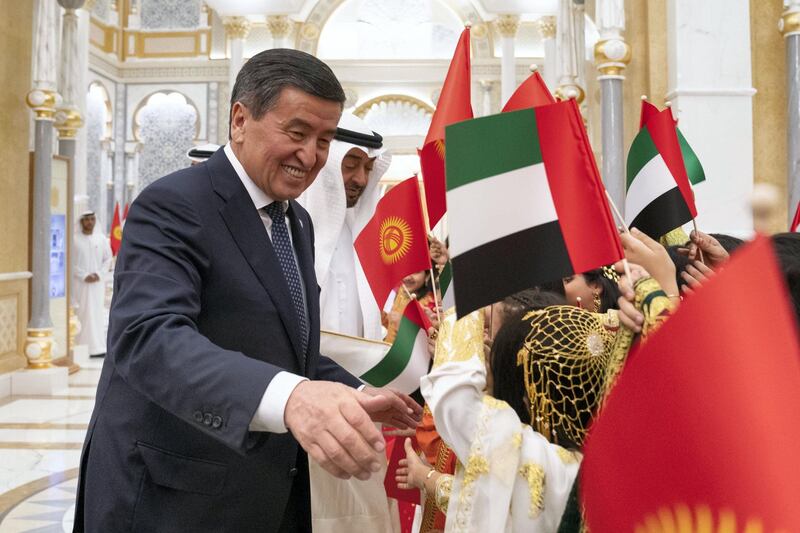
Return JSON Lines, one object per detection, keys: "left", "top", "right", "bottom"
{"left": 140, "top": 0, "right": 202, "bottom": 30}
{"left": 137, "top": 97, "right": 198, "bottom": 190}
{"left": 667, "top": 0, "right": 755, "bottom": 236}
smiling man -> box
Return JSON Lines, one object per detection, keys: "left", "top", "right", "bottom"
{"left": 74, "top": 49, "right": 420, "bottom": 533}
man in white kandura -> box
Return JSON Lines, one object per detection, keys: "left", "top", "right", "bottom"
{"left": 73, "top": 210, "right": 112, "bottom": 358}
{"left": 298, "top": 112, "right": 397, "bottom": 532}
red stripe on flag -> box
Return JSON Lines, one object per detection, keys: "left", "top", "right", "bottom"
{"left": 645, "top": 108, "right": 698, "bottom": 217}
{"left": 582, "top": 236, "right": 800, "bottom": 532}
{"left": 792, "top": 201, "right": 800, "bottom": 232}
{"left": 403, "top": 298, "right": 432, "bottom": 332}
{"left": 639, "top": 99, "right": 660, "bottom": 129}
{"left": 502, "top": 70, "right": 555, "bottom": 112}
{"left": 534, "top": 100, "right": 623, "bottom": 273}
{"left": 420, "top": 27, "right": 473, "bottom": 227}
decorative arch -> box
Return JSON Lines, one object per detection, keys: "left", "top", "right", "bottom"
{"left": 132, "top": 90, "right": 201, "bottom": 142}
{"left": 86, "top": 81, "right": 113, "bottom": 141}
{"left": 354, "top": 94, "right": 433, "bottom": 137}
{"left": 133, "top": 91, "right": 201, "bottom": 190}
{"left": 297, "top": 0, "right": 492, "bottom": 58}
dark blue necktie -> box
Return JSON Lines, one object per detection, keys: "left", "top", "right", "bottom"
{"left": 264, "top": 202, "right": 308, "bottom": 360}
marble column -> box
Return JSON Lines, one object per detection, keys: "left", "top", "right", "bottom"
{"left": 537, "top": 16, "right": 557, "bottom": 90}
{"left": 555, "top": 0, "right": 585, "bottom": 103}
{"left": 24, "top": 0, "right": 62, "bottom": 369}
{"left": 224, "top": 17, "right": 251, "bottom": 96}
{"left": 667, "top": 0, "right": 755, "bottom": 234}
{"left": 495, "top": 14, "right": 520, "bottom": 106}
{"left": 56, "top": 0, "right": 87, "bottom": 370}
{"left": 479, "top": 80, "right": 495, "bottom": 116}
{"left": 594, "top": 0, "right": 631, "bottom": 214}
{"left": 267, "top": 15, "right": 292, "bottom": 49}
{"left": 782, "top": 3, "right": 800, "bottom": 225}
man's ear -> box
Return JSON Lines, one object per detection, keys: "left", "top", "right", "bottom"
{"left": 229, "top": 102, "right": 246, "bottom": 142}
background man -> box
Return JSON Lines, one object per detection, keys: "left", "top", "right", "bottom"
{"left": 72, "top": 210, "right": 112, "bottom": 358}
{"left": 299, "top": 113, "right": 398, "bottom": 531}
{"left": 74, "top": 48, "right": 420, "bottom": 533}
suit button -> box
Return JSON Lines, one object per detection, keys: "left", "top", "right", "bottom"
{"left": 203, "top": 413, "right": 213, "bottom": 426}
{"left": 193, "top": 411, "right": 203, "bottom": 423}
{"left": 288, "top": 467, "right": 299, "bottom": 477}
{"left": 212, "top": 416, "right": 222, "bottom": 429}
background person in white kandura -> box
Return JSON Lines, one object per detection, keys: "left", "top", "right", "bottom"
{"left": 72, "top": 210, "right": 112, "bottom": 358}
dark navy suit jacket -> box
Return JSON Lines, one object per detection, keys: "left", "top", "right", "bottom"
{"left": 73, "top": 149, "right": 360, "bottom": 532}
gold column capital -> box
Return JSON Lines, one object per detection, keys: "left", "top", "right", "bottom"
{"left": 267, "top": 15, "right": 291, "bottom": 39}
{"left": 25, "top": 328, "right": 54, "bottom": 369}
{"left": 554, "top": 84, "right": 585, "bottom": 105}
{"left": 594, "top": 38, "right": 631, "bottom": 78}
{"left": 494, "top": 14, "right": 520, "bottom": 38}
{"left": 223, "top": 16, "right": 251, "bottom": 40}
{"left": 55, "top": 107, "right": 85, "bottom": 139}
{"left": 780, "top": 10, "right": 800, "bottom": 37}
{"left": 26, "top": 89, "right": 61, "bottom": 121}
{"left": 537, "top": 15, "right": 556, "bottom": 40}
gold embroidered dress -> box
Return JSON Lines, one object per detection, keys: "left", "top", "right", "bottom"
{"left": 420, "top": 279, "right": 672, "bottom": 533}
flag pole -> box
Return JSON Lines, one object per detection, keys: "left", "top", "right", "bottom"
{"left": 604, "top": 190, "right": 633, "bottom": 282}
{"left": 691, "top": 218, "right": 706, "bottom": 265}
{"left": 416, "top": 172, "right": 443, "bottom": 325}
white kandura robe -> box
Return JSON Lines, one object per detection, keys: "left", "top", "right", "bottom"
{"left": 73, "top": 230, "right": 112, "bottom": 355}
{"left": 297, "top": 119, "right": 399, "bottom": 533}
{"left": 421, "top": 310, "right": 580, "bottom": 533}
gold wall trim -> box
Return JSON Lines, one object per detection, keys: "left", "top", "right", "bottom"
{"left": 127, "top": 29, "right": 211, "bottom": 59}
{"left": 0, "top": 278, "right": 28, "bottom": 375}
{"left": 0, "top": 442, "right": 84, "bottom": 450}
{"left": 0, "top": 468, "right": 79, "bottom": 519}
{"left": 89, "top": 16, "right": 118, "bottom": 55}
{"left": 0, "top": 423, "right": 89, "bottom": 430}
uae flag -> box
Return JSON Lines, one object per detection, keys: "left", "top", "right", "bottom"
{"left": 640, "top": 99, "right": 706, "bottom": 186}
{"left": 582, "top": 236, "right": 800, "bottom": 532}
{"left": 354, "top": 177, "right": 431, "bottom": 308}
{"left": 360, "top": 299, "right": 431, "bottom": 394}
{"left": 445, "top": 100, "right": 623, "bottom": 317}
{"left": 419, "top": 27, "right": 473, "bottom": 228}
{"left": 502, "top": 69, "right": 555, "bottom": 112}
{"left": 625, "top": 106, "right": 699, "bottom": 239}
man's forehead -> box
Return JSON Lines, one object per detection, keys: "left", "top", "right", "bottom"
{"left": 343, "top": 147, "right": 375, "bottom": 161}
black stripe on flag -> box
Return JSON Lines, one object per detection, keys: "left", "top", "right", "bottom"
{"left": 629, "top": 186, "right": 693, "bottom": 239}
{"left": 451, "top": 221, "right": 573, "bottom": 317}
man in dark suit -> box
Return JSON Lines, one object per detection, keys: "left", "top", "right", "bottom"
{"left": 73, "top": 49, "right": 421, "bottom": 532}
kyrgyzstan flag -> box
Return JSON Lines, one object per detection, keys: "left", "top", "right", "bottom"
{"left": 582, "top": 236, "right": 800, "bottom": 532}
{"left": 122, "top": 202, "right": 130, "bottom": 221}
{"left": 419, "top": 27, "right": 472, "bottom": 228}
{"left": 445, "top": 100, "right": 623, "bottom": 317}
{"left": 354, "top": 177, "right": 431, "bottom": 309}
{"left": 109, "top": 201, "right": 122, "bottom": 256}
{"left": 791, "top": 200, "right": 800, "bottom": 232}
{"left": 501, "top": 69, "right": 555, "bottom": 112}
{"left": 626, "top": 101, "right": 704, "bottom": 239}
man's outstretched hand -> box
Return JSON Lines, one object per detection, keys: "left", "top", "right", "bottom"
{"left": 284, "top": 382, "right": 422, "bottom": 482}
{"left": 359, "top": 386, "right": 422, "bottom": 430}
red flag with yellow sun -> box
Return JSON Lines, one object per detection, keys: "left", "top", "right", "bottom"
{"left": 355, "top": 177, "right": 431, "bottom": 308}
{"left": 109, "top": 202, "right": 122, "bottom": 256}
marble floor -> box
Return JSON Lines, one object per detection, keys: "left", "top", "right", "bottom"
{"left": 0, "top": 358, "right": 102, "bottom": 532}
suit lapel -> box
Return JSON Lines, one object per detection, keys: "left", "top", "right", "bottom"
{"left": 208, "top": 151, "right": 304, "bottom": 362}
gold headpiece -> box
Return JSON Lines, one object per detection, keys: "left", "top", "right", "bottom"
{"left": 516, "top": 306, "right": 618, "bottom": 448}
{"left": 601, "top": 265, "right": 620, "bottom": 283}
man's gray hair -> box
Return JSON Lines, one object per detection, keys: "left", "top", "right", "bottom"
{"left": 229, "top": 48, "right": 345, "bottom": 132}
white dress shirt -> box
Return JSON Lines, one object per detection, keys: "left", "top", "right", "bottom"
{"left": 223, "top": 144, "right": 309, "bottom": 434}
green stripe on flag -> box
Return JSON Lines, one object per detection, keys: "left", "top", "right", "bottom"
{"left": 445, "top": 108, "right": 543, "bottom": 191}
{"left": 677, "top": 128, "right": 705, "bottom": 185}
{"left": 626, "top": 127, "right": 660, "bottom": 189}
{"left": 360, "top": 316, "right": 418, "bottom": 387}
{"left": 439, "top": 262, "right": 452, "bottom": 294}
